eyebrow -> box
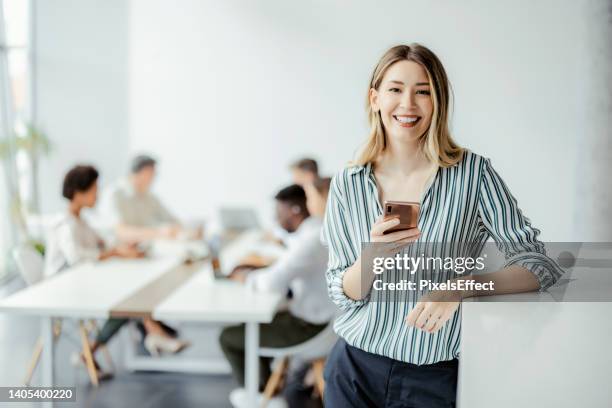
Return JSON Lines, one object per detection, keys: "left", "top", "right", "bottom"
{"left": 388, "top": 80, "right": 430, "bottom": 86}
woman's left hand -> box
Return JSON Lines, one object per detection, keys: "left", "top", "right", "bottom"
{"left": 405, "top": 290, "right": 462, "bottom": 334}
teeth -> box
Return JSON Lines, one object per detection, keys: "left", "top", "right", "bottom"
{"left": 395, "top": 116, "right": 418, "bottom": 123}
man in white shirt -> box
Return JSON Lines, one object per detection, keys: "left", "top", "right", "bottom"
{"left": 219, "top": 184, "right": 336, "bottom": 392}
{"left": 99, "top": 155, "right": 195, "bottom": 242}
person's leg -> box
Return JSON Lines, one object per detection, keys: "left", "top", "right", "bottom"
{"left": 218, "top": 324, "right": 243, "bottom": 382}
{"left": 219, "top": 311, "right": 327, "bottom": 389}
{"left": 156, "top": 321, "right": 178, "bottom": 338}
{"left": 323, "top": 339, "right": 391, "bottom": 408}
{"left": 142, "top": 317, "right": 172, "bottom": 336}
{"left": 282, "top": 362, "right": 323, "bottom": 408}
{"left": 141, "top": 317, "right": 190, "bottom": 356}
{"left": 137, "top": 319, "right": 179, "bottom": 340}
{"left": 91, "top": 318, "right": 129, "bottom": 352}
{"left": 257, "top": 311, "right": 327, "bottom": 349}
{"left": 82, "top": 318, "right": 129, "bottom": 376}
{"left": 219, "top": 324, "right": 269, "bottom": 388}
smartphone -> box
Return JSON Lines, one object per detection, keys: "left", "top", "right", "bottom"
{"left": 382, "top": 200, "right": 420, "bottom": 234}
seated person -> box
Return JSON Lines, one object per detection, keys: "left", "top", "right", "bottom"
{"left": 261, "top": 157, "right": 321, "bottom": 247}
{"left": 44, "top": 165, "right": 143, "bottom": 277}
{"left": 290, "top": 158, "right": 319, "bottom": 187}
{"left": 283, "top": 177, "right": 333, "bottom": 408}
{"left": 99, "top": 154, "right": 200, "bottom": 242}
{"left": 45, "top": 165, "right": 188, "bottom": 378}
{"left": 219, "top": 184, "right": 336, "bottom": 396}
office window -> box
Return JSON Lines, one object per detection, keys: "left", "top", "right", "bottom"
{"left": 0, "top": 0, "right": 33, "bottom": 282}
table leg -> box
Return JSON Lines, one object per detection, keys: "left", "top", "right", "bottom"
{"left": 41, "top": 317, "right": 54, "bottom": 408}
{"left": 245, "top": 322, "right": 259, "bottom": 407}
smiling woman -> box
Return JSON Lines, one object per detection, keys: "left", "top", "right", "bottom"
{"left": 355, "top": 44, "right": 463, "bottom": 169}
{"left": 321, "top": 44, "right": 564, "bottom": 408}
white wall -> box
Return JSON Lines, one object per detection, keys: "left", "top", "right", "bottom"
{"left": 128, "top": 0, "right": 608, "bottom": 240}
{"left": 575, "top": 1, "right": 612, "bottom": 241}
{"left": 34, "top": 1, "right": 609, "bottom": 240}
{"left": 35, "top": 0, "right": 129, "bottom": 214}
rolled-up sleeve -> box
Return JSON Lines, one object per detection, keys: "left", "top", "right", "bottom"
{"left": 247, "top": 239, "right": 316, "bottom": 294}
{"left": 321, "top": 173, "right": 368, "bottom": 310}
{"left": 477, "top": 158, "right": 564, "bottom": 290}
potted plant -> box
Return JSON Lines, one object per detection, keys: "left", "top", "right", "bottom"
{"left": 0, "top": 122, "right": 51, "bottom": 247}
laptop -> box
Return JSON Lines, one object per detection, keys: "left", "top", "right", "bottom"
{"left": 219, "top": 207, "right": 260, "bottom": 232}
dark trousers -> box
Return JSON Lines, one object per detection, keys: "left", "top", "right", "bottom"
{"left": 324, "top": 339, "right": 458, "bottom": 408}
{"left": 95, "top": 318, "right": 178, "bottom": 346}
{"left": 283, "top": 362, "right": 324, "bottom": 408}
{"left": 95, "top": 318, "right": 129, "bottom": 345}
{"left": 219, "top": 311, "right": 327, "bottom": 388}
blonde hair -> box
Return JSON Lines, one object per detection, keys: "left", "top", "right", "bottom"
{"left": 354, "top": 44, "right": 464, "bottom": 168}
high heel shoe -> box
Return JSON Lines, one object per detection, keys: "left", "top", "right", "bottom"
{"left": 144, "top": 334, "right": 190, "bottom": 356}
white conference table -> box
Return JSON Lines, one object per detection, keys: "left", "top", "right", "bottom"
{"left": 0, "top": 249, "right": 283, "bottom": 407}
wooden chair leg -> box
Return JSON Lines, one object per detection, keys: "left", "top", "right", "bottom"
{"left": 86, "top": 319, "right": 97, "bottom": 333}
{"left": 23, "top": 337, "right": 44, "bottom": 386}
{"left": 24, "top": 320, "right": 64, "bottom": 386}
{"left": 98, "top": 345, "right": 115, "bottom": 373}
{"left": 312, "top": 358, "right": 326, "bottom": 400}
{"left": 53, "top": 319, "right": 62, "bottom": 339}
{"left": 78, "top": 321, "right": 99, "bottom": 386}
{"left": 261, "top": 356, "right": 288, "bottom": 408}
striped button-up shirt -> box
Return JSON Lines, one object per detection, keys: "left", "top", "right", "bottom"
{"left": 322, "top": 150, "right": 563, "bottom": 364}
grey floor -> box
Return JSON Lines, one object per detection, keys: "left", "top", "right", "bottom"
{"left": 0, "top": 276, "right": 235, "bottom": 408}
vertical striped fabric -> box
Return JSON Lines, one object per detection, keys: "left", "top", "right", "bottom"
{"left": 322, "top": 150, "right": 563, "bottom": 364}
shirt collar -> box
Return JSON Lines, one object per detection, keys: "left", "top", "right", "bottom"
{"left": 121, "top": 177, "right": 150, "bottom": 197}
{"left": 119, "top": 177, "right": 136, "bottom": 195}
{"left": 297, "top": 216, "right": 321, "bottom": 232}
{"left": 348, "top": 162, "right": 373, "bottom": 176}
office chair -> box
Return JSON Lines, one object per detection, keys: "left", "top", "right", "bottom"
{"left": 258, "top": 322, "right": 337, "bottom": 407}
{"left": 12, "top": 244, "right": 113, "bottom": 386}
